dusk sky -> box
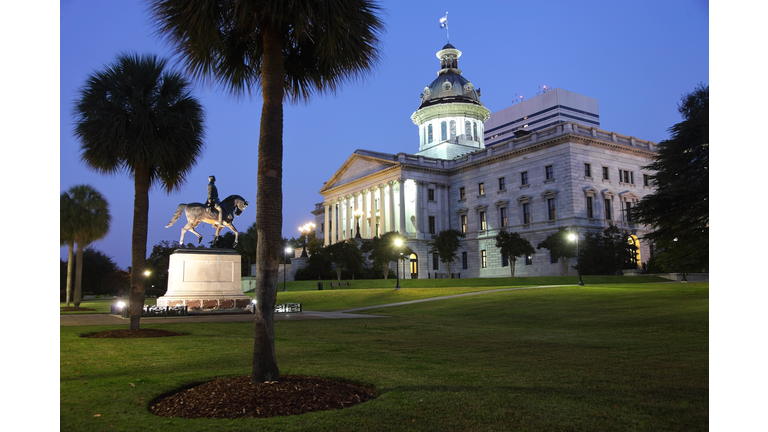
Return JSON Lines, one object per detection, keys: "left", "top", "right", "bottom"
{"left": 59, "top": 0, "right": 709, "bottom": 269}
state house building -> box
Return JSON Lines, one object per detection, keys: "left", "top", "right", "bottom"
{"left": 310, "top": 44, "right": 657, "bottom": 278}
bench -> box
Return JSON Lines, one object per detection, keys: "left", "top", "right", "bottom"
{"left": 330, "top": 282, "right": 350, "bottom": 288}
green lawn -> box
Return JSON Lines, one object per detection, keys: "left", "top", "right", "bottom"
{"left": 60, "top": 282, "right": 708, "bottom": 431}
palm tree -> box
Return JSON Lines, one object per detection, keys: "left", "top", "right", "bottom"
{"left": 60, "top": 185, "right": 112, "bottom": 308}
{"left": 148, "top": 0, "right": 384, "bottom": 383}
{"left": 73, "top": 53, "right": 205, "bottom": 329}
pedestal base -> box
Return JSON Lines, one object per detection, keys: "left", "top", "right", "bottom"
{"left": 156, "top": 248, "right": 252, "bottom": 314}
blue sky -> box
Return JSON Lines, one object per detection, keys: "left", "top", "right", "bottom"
{"left": 57, "top": 0, "right": 708, "bottom": 269}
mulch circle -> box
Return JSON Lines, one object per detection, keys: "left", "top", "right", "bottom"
{"left": 149, "top": 375, "right": 376, "bottom": 419}
{"left": 84, "top": 329, "right": 186, "bottom": 338}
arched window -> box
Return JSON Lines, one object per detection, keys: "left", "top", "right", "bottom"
{"left": 465, "top": 120, "right": 471, "bottom": 138}
{"left": 428, "top": 124, "right": 433, "bottom": 143}
{"left": 473, "top": 122, "right": 478, "bottom": 141}
{"left": 450, "top": 120, "right": 457, "bottom": 139}
{"left": 441, "top": 121, "right": 447, "bottom": 141}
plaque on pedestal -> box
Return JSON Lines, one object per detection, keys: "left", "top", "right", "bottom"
{"left": 156, "top": 249, "right": 252, "bottom": 314}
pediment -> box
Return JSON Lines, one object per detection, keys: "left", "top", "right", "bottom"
{"left": 320, "top": 152, "right": 399, "bottom": 193}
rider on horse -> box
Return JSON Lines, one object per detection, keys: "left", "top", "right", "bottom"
{"left": 207, "top": 175, "right": 225, "bottom": 226}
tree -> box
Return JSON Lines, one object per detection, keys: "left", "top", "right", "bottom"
{"left": 60, "top": 185, "right": 111, "bottom": 308}
{"left": 632, "top": 84, "right": 709, "bottom": 273}
{"left": 428, "top": 229, "right": 466, "bottom": 278}
{"left": 537, "top": 228, "right": 576, "bottom": 276}
{"left": 577, "top": 225, "right": 638, "bottom": 275}
{"left": 325, "top": 239, "right": 366, "bottom": 280}
{"left": 73, "top": 53, "right": 205, "bottom": 329}
{"left": 145, "top": 240, "right": 181, "bottom": 295}
{"left": 148, "top": 0, "right": 384, "bottom": 383}
{"left": 360, "top": 232, "right": 413, "bottom": 279}
{"left": 236, "top": 223, "right": 259, "bottom": 275}
{"left": 494, "top": 230, "right": 535, "bottom": 277}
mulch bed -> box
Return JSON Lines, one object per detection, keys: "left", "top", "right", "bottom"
{"left": 149, "top": 375, "right": 376, "bottom": 419}
{"left": 84, "top": 329, "right": 186, "bottom": 338}
{"left": 60, "top": 307, "right": 97, "bottom": 311}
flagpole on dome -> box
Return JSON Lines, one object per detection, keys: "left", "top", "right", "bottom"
{"left": 439, "top": 12, "right": 449, "bottom": 43}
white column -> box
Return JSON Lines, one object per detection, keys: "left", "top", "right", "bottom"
{"left": 332, "top": 199, "right": 338, "bottom": 244}
{"left": 413, "top": 180, "right": 421, "bottom": 236}
{"left": 362, "top": 189, "right": 369, "bottom": 239}
{"left": 435, "top": 184, "right": 443, "bottom": 233}
{"left": 377, "top": 185, "right": 385, "bottom": 235}
{"left": 324, "top": 203, "right": 330, "bottom": 246}
{"left": 399, "top": 178, "right": 407, "bottom": 235}
{"left": 352, "top": 192, "right": 360, "bottom": 238}
{"left": 389, "top": 180, "right": 396, "bottom": 234}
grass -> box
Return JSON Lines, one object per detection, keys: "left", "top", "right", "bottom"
{"left": 60, "top": 281, "right": 708, "bottom": 431}
{"left": 61, "top": 298, "right": 157, "bottom": 314}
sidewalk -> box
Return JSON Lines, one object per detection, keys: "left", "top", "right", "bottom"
{"left": 60, "top": 285, "right": 572, "bottom": 327}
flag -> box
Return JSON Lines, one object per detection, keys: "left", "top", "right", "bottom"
{"left": 439, "top": 14, "right": 448, "bottom": 28}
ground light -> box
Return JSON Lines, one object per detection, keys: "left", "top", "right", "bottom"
{"left": 568, "top": 231, "right": 585, "bottom": 286}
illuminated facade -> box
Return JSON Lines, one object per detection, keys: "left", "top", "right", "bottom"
{"left": 312, "top": 44, "right": 657, "bottom": 278}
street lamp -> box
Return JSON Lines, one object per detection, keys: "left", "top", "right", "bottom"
{"left": 567, "top": 231, "right": 585, "bottom": 286}
{"left": 298, "top": 222, "right": 315, "bottom": 258}
{"left": 354, "top": 209, "right": 363, "bottom": 238}
{"left": 283, "top": 247, "right": 292, "bottom": 292}
{"left": 394, "top": 238, "right": 403, "bottom": 289}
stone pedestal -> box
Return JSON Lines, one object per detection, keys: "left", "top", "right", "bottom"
{"left": 156, "top": 249, "right": 252, "bottom": 314}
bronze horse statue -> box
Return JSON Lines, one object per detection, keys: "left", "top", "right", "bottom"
{"left": 166, "top": 194, "right": 249, "bottom": 248}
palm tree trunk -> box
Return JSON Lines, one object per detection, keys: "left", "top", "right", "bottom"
{"left": 66, "top": 243, "right": 75, "bottom": 307}
{"left": 74, "top": 240, "right": 84, "bottom": 309}
{"left": 252, "top": 25, "right": 284, "bottom": 384}
{"left": 129, "top": 164, "right": 151, "bottom": 330}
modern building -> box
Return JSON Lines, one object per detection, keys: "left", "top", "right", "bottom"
{"left": 310, "top": 44, "right": 657, "bottom": 278}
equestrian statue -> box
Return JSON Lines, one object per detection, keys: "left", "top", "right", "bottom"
{"left": 165, "top": 175, "right": 249, "bottom": 248}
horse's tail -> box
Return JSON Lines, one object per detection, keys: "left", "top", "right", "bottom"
{"left": 166, "top": 204, "right": 187, "bottom": 228}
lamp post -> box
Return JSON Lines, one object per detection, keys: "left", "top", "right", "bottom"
{"left": 299, "top": 222, "right": 315, "bottom": 258}
{"left": 394, "top": 238, "right": 402, "bottom": 289}
{"left": 283, "top": 247, "right": 292, "bottom": 292}
{"left": 568, "top": 231, "right": 585, "bottom": 286}
{"left": 354, "top": 209, "right": 363, "bottom": 238}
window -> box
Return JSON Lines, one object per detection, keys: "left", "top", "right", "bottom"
{"left": 481, "top": 250, "right": 487, "bottom": 268}
{"left": 545, "top": 165, "right": 554, "bottom": 180}
{"left": 619, "top": 169, "right": 634, "bottom": 184}
{"left": 602, "top": 166, "right": 610, "bottom": 180}
{"left": 521, "top": 171, "right": 529, "bottom": 185}
{"left": 605, "top": 198, "right": 612, "bottom": 220}
{"left": 498, "top": 177, "right": 505, "bottom": 191}
{"left": 374, "top": 198, "right": 379, "bottom": 210}
{"left": 479, "top": 211, "right": 487, "bottom": 230}
{"left": 625, "top": 201, "right": 633, "bottom": 221}
{"left": 460, "top": 214, "right": 467, "bottom": 233}
{"left": 550, "top": 251, "right": 558, "bottom": 264}
{"left": 428, "top": 216, "right": 436, "bottom": 234}
{"left": 321, "top": 223, "right": 324, "bottom": 233}
{"left": 473, "top": 122, "right": 478, "bottom": 141}
{"left": 478, "top": 182, "right": 485, "bottom": 196}
{"left": 500, "top": 207, "right": 508, "bottom": 227}
{"left": 501, "top": 253, "right": 508, "bottom": 267}
{"left": 584, "top": 163, "right": 592, "bottom": 178}
{"left": 428, "top": 124, "right": 433, "bottom": 143}
{"left": 433, "top": 253, "right": 439, "bottom": 270}
{"left": 465, "top": 120, "right": 471, "bottom": 137}
{"left": 523, "top": 202, "right": 531, "bottom": 224}
{"left": 643, "top": 174, "right": 650, "bottom": 187}
{"left": 459, "top": 187, "right": 466, "bottom": 200}
{"left": 450, "top": 120, "right": 456, "bottom": 139}
{"left": 462, "top": 252, "right": 468, "bottom": 269}
{"left": 441, "top": 121, "right": 447, "bottom": 140}
{"left": 547, "top": 198, "right": 557, "bottom": 220}
{"left": 525, "top": 254, "right": 532, "bottom": 265}
{"left": 428, "top": 189, "right": 435, "bottom": 201}
{"left": 586, "top": 196, "right": 594, "bottom": 218}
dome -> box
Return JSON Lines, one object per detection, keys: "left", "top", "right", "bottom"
{"left": 417, "top": 45, "right": 483, "bottom": 109}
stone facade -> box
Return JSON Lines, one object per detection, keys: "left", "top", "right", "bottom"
{"left": 311, "top": 45, "right": 657, "bottom": 279}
